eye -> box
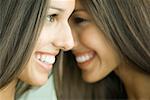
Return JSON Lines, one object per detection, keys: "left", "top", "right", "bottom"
{"left": 73, "top": 16, "right": 89, "bottom": 25}
{"left": 46, "top": 14, "right": 57, "bottom": 22}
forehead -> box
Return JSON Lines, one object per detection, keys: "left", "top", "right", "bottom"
{"left": 49, "top": 0, "right": 75, "bottom": 10}
{"left": 75, "top": 0, "right": 83, "bottom": 9}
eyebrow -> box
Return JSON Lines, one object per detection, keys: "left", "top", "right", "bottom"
{"left": 74, "top": 8, "right": 85, "bottom": 12}
{"left": 73, "top": 8, "right": 85, "bottom": 14}
{"left": 49, "top": 6, "right": 64, "bottom": 11}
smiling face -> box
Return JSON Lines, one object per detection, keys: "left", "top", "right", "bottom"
{"left": 69, "top": 0, "right": 121, "bottom": 83}
{"left": 19, "top": 0, "right": 75, "bottom": 86}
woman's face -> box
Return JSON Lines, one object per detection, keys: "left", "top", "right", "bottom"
{"left": 19, "top": 0, "right": 75, "bottom": 86}
{"left": 69, "top": 0, "right": 121, "bottom": 83}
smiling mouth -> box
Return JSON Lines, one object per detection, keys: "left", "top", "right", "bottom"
{"left": 74, "top": 51, "right": 95, "bottom": 64}
{"left": 34, "top": 51, "right": 57, "bottom": 71}
{"left": 36, "top": 53, "right": 55, "bottom": 65}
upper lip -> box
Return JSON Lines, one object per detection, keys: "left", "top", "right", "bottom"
{"left": 35, "top": 51, "right": 59, "bottom": 56}
{"left": 72, "top": 50, "right": 94, "bottom": 56}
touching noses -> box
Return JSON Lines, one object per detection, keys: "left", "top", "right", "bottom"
{"left": 52, "top": 22, "right": 74, "bottom": 51}
{"left": 70, "top": 28, "right": 80, "bottom": 51}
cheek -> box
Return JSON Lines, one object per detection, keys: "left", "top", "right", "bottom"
{"left": 79, "top": 29, "right": 104, "bottom": 51}
{"left": 80, "top": 28, "right": 121, "bottom": 67}
{"left": 18, "top": 56, "right": 35, "bottom": 84}
{"left": 36, "top": 27, "right": 54, "bottom": 48}
{"left": 18, "top": 56, "right": 48, "bottom": 86}
{"left": 36, "top": 36, "right": 46, "bottom": 48}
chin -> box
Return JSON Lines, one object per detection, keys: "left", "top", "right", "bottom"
{"left": 24, "top": 73, "right": 49, "bottom": 86}
{"left": 83, "top": 77, "right": 97, "bottom": 83}
{"left": 30, "top": 77, "right": 48, "bottom": 86}
{"left": 82, "top": 73, "right": 96, "bottom": 83}
{"left": 30, "top": 69, "right": 50, "bottom": 86}
{"left": 82, "top": 71, "right": 105, "bottom": 83}
{"left": 83, "top": 76, "right": 104, "bottom": 83}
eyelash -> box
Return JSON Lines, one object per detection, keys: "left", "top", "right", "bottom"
{"left": 46, "top": 14, "right": 57, "bottom": 22}
{"left": 73, "top": 16, "right": 89, "bottom": 25}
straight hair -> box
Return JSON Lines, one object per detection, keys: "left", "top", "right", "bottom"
{"left": 81, "top": 0, "right": 150, "bottom": 73}
{"left": 55, "top": 0, "right": 150, "bottom": 99}
{"left": 0, "top": 0, "right": 48, "bottom": 92}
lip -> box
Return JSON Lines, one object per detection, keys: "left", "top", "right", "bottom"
{"left": 73, "top": 50, "right": 96, "bottom": 69}
{"left": 34, "top": 51, "right": 59, "bottom": 72}
{"left": 73, "top": 50, "right": 94, "bottom": 56}
{"left": 35, "top": 51, "right": 59, "bottom": 56}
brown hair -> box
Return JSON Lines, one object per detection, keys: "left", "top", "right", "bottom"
{"left": 81, "top": 0, "right": 150, "bottom": 73}
{"left": 55, "top": 0, "right": 150, "bottom": 99}
{"left": 0, "top": 0, "right": 48, "bottom": 93}
{"left": 55, "top": 51, "right": 126, "bottom": 100}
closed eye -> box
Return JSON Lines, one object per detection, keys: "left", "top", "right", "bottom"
{"left": 74, "top": 17, "right": 88, "bottom": 24}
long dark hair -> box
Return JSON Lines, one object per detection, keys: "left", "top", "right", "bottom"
{"left": 81, "top": 0, "right": 150, "bottom": 73}
{"left": 55, "top": 51, "right": 126, "bottom": 100}
{"left": 55, "top": 0, "right": 150, "bottom": 99}
{"left": 0, "top": 0, "right": 47, "bottom": 91}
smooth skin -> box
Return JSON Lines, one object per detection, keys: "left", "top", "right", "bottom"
{"left": 69, "top": 0, "right": 150, "bottom": 99}
{"left": 0, "top": 0, "right": 75, "bottom": 100}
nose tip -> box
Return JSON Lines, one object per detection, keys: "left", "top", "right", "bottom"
{"left": 63, "top": 40, "right": 74, "bottom": 51}
{"left": 71, "top": 30, "right": 79, "bottom": 51}
{"left": 53, "top": 40, "right": 74, "bottom": 51}
{"left": 71, "top": 40, "right": 80, "bottom": 51}
{"left": 53, "top": 22, "right": 75, "bottom": 51}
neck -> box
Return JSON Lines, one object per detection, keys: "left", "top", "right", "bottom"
{"left": 115, "top": 62, "right": 150, "bottom": 100}
{"left": 0, "top": 80, "right": 17, "bottom": 100}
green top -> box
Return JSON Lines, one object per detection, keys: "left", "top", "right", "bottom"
{"left": 18, "top": 75, "right": 57, "bottom": 100}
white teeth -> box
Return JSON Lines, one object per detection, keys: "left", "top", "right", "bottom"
{"left": 76, "top": 53, "right": 94, "bottom": 63}
{"left": 45, "top": 56, "right": 55, "bottom": 64}
{"left": 41, "top": 55, "right": 46, "bottom": 62}
{"left": 36, "top": 54, "right": 55, "bottom": 64}
{"left": 37, "top": 54, "right": 41, "bottom": 59}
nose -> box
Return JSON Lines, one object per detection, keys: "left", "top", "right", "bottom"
{"left": 52, "top": 22, "right": 74, "bottom": 51}
{"left": 71, "top": 29, "right": 79, "bottom": 50}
